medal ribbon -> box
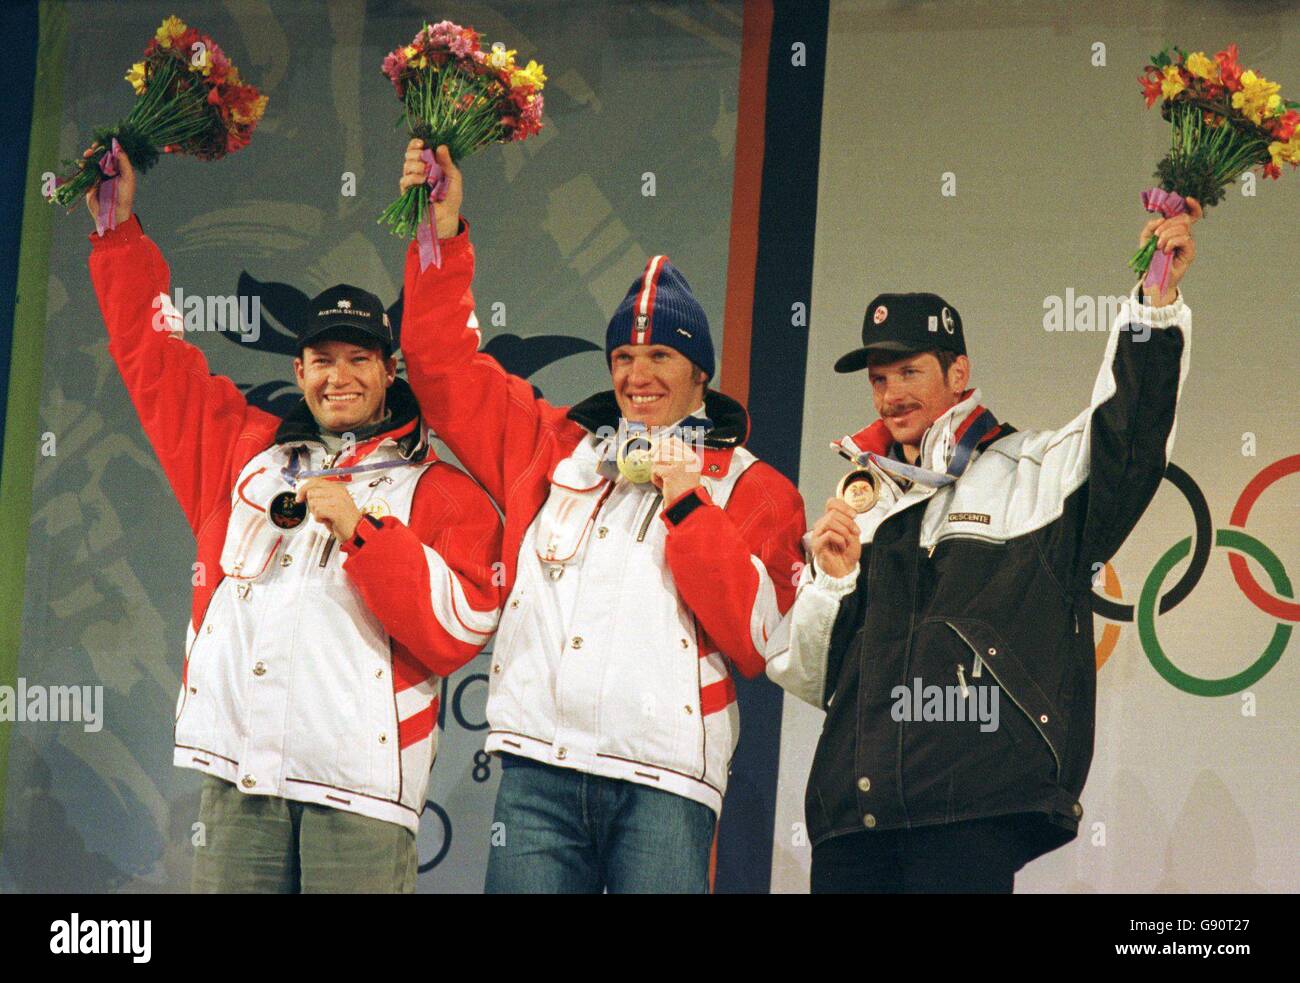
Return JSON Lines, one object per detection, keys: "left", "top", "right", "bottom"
{"left": 854, "top": 407, "right": 1001, "bottom": 488}
{"left": 280, "top": 422, "right": 422, "bottom": 487}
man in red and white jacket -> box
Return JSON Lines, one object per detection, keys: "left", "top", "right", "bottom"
{"left": 396, "top": 142, "right": 808, "bottom": 893}
{"left": 86, "top": 152, "right": 502, "bottom": 893}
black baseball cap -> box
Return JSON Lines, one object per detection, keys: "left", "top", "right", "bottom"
{"left": 834, "top": 292, "right": 965, "bottom": 373}
{"left": 300, "top": 284, "right": 394, "bottom": 356}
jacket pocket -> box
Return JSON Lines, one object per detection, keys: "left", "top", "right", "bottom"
{"left": 944, "top": 618, "right": 1064, "bottom": 781}
{"left": 533, "top": 473, "right": 611, "bottom": 571}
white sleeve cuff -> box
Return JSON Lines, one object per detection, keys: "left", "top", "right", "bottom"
{"left": 812, "top": 563, "right": 860, "bottom": 596}
{"left": 1127, "top": 283, "right": 1189, "bottom": 329}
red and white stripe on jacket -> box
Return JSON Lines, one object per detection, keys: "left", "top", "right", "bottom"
{"left": 88, "top": 216, "right": 502, "bottom": 833}
{"left": 399, "top": 224, "right": 807, "bottom": 816}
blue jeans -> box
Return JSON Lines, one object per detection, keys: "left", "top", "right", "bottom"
{"left": 484, "top": 754, "right": 716, "bottom": 893}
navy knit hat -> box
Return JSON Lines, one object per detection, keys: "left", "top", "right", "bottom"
{"left": 605, "top": 256, "right": 715, "bottom": 380}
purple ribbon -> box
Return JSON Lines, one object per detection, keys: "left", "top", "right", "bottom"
{"left": 1139, "top": 187, "right": 1186, "bottom": 295}
{"left": 94, "top": 138, "right": 124, "bottom": 237}
{"left": 415, "top": 148, "right": 450, "bottom": 271}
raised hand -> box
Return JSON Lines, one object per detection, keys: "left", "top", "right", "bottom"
{"left": 1139, "top": 196, "right": 1201, "bottom": 305}
{"left": 82, "top": 145, "right": 135, "bottom": 230}
{"left": 399, "top": 139, "right": 462, "bottom": 239}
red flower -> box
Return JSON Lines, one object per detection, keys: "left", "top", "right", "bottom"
{"left": 1214, "top": 43, "right": 1242, "bottom": 92}
{"left": 1272, "top": 109, "right": 1300, "bottom": 141}
{"left": 1139, "top": 72, "right": 1163, "bottom": 109}
{"left": 175, "top": 27, "right": 201, "bottom": 55}
{"left": 1263, "top": 161, "right": 1281, "bottom": 179}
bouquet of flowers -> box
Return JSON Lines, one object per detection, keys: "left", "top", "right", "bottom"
{"left": 1133, "top": 44, "right": 1298, "bottom": 290}
{"left": 378, "top": 20, "right": 545, "bottom": 269}
{"left": 47, "top": 14, "right": 267, "bottom": 234}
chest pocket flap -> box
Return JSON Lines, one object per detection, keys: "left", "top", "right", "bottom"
{"left": 535, "top": 457, "right": 610, "bottom": 565}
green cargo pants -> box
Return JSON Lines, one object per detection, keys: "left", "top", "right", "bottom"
{"left": 191, "top": 775, "right": 417, "bottom": 893}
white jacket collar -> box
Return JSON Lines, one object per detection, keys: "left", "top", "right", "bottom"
{"left": 915, "top": 388, "right": 984, "bottom": 474}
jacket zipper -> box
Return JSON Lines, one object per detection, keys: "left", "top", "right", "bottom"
{"left": 926, "top": 530, "right": 1007, "bottom": 555}
{"left": 636, "top": 490, "right": 663, "bottom": 543}
{"left": 946, "top": 621, "right": 1061, "bottom": 777}
{"left": 955, "top": 663, "right": 969, "bottom": 699}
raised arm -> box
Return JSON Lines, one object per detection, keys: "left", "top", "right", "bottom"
{"left": 396, "top": 141, "right": 573, "bottom": 506}
{"left": 86, "top": 151, "right": 279, "bottom": 536}
{"left": 1032, "top": 204, "right": 1199, "bottom": 584}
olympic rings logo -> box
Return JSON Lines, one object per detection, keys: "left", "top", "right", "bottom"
{"left": 1091, "top": 455, "right": 1297, "bottom": 696}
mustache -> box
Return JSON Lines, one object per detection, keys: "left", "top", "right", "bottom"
{"left": 883, "top": 403, "right": 921, "bottom": 419}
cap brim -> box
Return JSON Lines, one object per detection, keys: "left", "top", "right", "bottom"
{"left": 300, "top": 319, "right": 391, "bottom": 352}
{"left": 833, "top": 341, "right": 927, "bottom": 374}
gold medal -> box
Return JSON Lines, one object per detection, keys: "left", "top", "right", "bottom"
{"left": 837, "top": 468, "right": 879, "bottom": 514}
{"left": 616, "top": 426, "right": 656, "bottom": 484}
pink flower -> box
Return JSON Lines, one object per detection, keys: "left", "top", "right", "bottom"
{"left": 382, "top": 48, "right": 407, "bottom": 82}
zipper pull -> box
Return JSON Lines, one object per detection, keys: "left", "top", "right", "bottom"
{"left": 1073, "top": 611, "right": 1080, "bottom": 635}
{"left": 956, "top": 663, "right": 969, "bottom": 699}
{"left": 971, "top": 654, "right": 983, "bottom": 679}
{"left": 927, "top": 543, "right": 937, "bottom": 559}
{"left": 319, "top": 536, "right": 336, "bottom": 568}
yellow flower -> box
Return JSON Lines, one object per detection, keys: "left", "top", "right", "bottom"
{"left": 510, "top": 59, "right": 546, "bottom": 91}
{"left": 403, "top": 45, "right": 419, "bottom": 60}
{"left": 125, "top": 61, "right": 147, "bottom": 95}
{"left": 1232, "top": 70, "right": 1282, "bottom": 125}
{"left": 232, "top": 95, "right": 268, "bottom": 126}
{"left": 1184, "top": 51, "right": 1217, "bottom": 82}
{"left": 1160, "top": 65, "right": 1185, "bottom": 100}
{"left": 1270, "top": 134, "right": 1300, "bottom": 166}
{"left": 155, "top": 15, "right": 186, "bottom": 49}
{"left": 486, "top": 46, "right": 516, "bottom": 71}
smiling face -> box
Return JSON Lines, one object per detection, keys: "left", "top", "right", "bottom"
{"left": 294, "top": 339, "right": 396, "bottom": 433}
{"left": 610, "top": 344, "right": 708, "bottom": 426}
{"left": 867, "top": 350, "right": 970, "bottom": 454}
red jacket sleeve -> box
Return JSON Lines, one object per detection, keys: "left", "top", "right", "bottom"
{"left": 339, "top": 461, "right": 503, "bottom": 677}
{"left": 88, "top": 215, "right": 279, "bottom": 536}
{"left": 398, "top": 223, "right": 576, "bottom": 506}
{"left": 661, "top": 463, "right": 807, "bottom": 678}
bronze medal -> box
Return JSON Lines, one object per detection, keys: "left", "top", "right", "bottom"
{"left": 837, "top": 468, "right": 879, "bottom": 514}
{"left": 269, "top": 491, "right": 307, "bottom": 530}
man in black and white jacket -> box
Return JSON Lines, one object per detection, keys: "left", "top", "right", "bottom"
{"left": 781, "top": 202, "right": 1201, "bottom": 893}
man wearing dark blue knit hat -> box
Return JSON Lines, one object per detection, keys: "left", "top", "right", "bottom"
{"left": 396, "top": 140, "right": 809, "bottom": 893}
